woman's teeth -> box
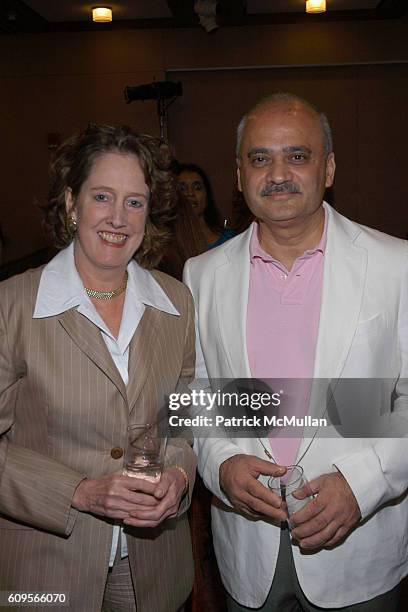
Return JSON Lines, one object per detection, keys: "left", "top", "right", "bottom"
{"left": 99, "top": 232, "right": 127, "bottom": 244}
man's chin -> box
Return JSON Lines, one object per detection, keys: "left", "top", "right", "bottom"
{"left": 257, "top": 200, "right": 300, "bottom": 222}
{"left": 262, "top": 215, "right": 299, "bottom": 226}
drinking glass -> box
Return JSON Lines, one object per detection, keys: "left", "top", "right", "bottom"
{"left": 268, "top": 465, "right": 313, "bottom": 518}
{"left": 123, "top": 424, "right": 167, "bottom": 483}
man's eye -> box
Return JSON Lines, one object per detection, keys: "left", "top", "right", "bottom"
{"left": 291, "top": 154, "right": 307, "bottom": 162}
{"left": 193, "top": 182, "right": 203, "bottom": 191}
{"left": 251, "top": 156, "right": 267, "bottom": 166}
{"left": 178, "top": 183, "right": 187, "bottom": 192}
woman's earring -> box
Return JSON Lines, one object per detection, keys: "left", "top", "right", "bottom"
{"left": 66, "top": 215, "right": 77, "bottom": 238}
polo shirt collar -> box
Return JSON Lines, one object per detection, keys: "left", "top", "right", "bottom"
{"left": 250, "top": 204, "right": 328, "bottom": 264}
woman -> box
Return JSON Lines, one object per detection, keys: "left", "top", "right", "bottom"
{"left": 0, "top": 124, "right": 196, "bottom": 612}
{"left": 175, "top": 163, "right": 235, "bottom": 250}
{"left": 158, "top": 189, "right": 207, "bottom": 281}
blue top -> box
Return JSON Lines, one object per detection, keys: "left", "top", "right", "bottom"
{"left": 208, "top": 228, "right": 236, "bottom": 250}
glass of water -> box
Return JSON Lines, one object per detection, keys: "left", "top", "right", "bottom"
{"left": 268, "top": 465, "right": 313, "bottom": 519}
{"left": 123, "top": 423, "right": 167, "bottom": 483}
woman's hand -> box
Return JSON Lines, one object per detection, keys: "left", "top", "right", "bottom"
{"left": 123, "top": 466, "right": 188, "bottom": 528}
{"left": 72, "top": 471, "right": 161, "bottom": 520}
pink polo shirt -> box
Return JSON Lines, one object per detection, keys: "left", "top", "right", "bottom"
{"left": 247, "top": 212, "right": 327, "bottom": 465}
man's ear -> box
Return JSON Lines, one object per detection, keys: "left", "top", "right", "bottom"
{"left": 325, "top": 152, "right": 336, "bottom": 188}
{"left": 236, "top": 161, "right": 243, "bottom": 193}
{"left": 65, "top": 188, "right": 76, "bottom": 220}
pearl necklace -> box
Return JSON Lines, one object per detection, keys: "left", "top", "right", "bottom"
{"left": 85, "top": 272, "right": 128, "bottom": 300}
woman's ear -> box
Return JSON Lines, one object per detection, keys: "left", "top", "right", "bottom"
{"left": 65, "top": 188, "right": 76, "bottom": 220}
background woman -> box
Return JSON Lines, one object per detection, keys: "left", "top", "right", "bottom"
{"left": 157, "top": 188, "right": 207, "bottom": 281}
{"left": 175, "top": 163, "right": 235, "bottom": 250}
{"left": 0, "top": 124, "right": 196, "bottom": 612}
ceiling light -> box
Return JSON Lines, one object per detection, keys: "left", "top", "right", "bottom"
{"left": 194, "top": 1, "right": 218, "bottom": 33}
{"left": 306, "top": 0, "right": 326, "bottom": 14}
{"left": 92, "top": 7, "right": 112, "bottom": 23}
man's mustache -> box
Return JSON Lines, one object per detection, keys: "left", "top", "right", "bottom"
{"left": 261, "top": 182, "right": 301, "bottom": 196}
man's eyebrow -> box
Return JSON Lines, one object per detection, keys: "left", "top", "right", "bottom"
{"left": 247, "top": 146, "right": 312, "bottom": 158}
{"left": 283, "top": 146, "right": 312, "bottom": 155}
{"left": 247, "top": 147, "right": 272, "bottom": 158}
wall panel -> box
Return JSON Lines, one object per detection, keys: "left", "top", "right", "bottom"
{"left": 1, "top": 18, "right": 407, "bottom": 263}
{"left": 167, "top": 64, "right": 408, "bottom": 238}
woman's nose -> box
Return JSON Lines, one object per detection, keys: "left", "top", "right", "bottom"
{"left": 108, "top": 203, "right": 127, "bottom": 227}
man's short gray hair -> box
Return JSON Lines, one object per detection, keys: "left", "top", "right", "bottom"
{"left": 236, "top": 92, "right": 333, "bottom": 158}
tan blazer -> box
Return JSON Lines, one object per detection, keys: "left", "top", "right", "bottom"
{"left": 0, "top": 266, "right": 196, "bottom": 612}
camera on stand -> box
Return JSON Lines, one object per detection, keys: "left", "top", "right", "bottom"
{"left": 124, "top": 81, "right": 183, "bottom": 140}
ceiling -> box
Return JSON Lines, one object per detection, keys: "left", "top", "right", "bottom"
{"left": 1, "top": 0, "right": 406, "bottom": 34}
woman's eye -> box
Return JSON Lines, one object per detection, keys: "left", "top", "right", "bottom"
{"left": 95, "top": 193, "right": 108, "bottom": 202}
{"left": 127, "top": 199, "right": 143, "bottom": 208}
{"left": 193, "top": 182, "right": 203, "bottom": 191}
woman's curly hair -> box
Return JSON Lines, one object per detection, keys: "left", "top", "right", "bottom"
{"left": 42, "top": 123, "right": 176, "bottom": 268}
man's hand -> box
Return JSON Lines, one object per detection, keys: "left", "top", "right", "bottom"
{"left": 124, "top": 466, "right": 188, "bottom": 528}
{"left": 290, "top": 472, "right": 361, "bottom": 549}
{"left": 72, "top": 471, "right": 160, "bottom": 519}
{"left": 219, "top": 454, "right": 288, "bottom": 521}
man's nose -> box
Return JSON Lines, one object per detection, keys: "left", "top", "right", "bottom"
{"left": 266, "top": 159, "right": 292, "bottom": 184}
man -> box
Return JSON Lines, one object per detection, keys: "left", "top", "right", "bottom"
{"left": 183, "top": 93, "right": 408, "bottom": 611}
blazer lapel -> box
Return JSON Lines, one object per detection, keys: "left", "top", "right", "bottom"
{"left": 58, "top": 308, "right": 127, "bottom": 402}
{"left": 215, "top": 229, "right": 253, "bottom": 378}
{"left": 126, "top": 305, "right": 160, "bottom": 415}
{"left": 313, "top": 206, "right": 367, "bottom": 381}
{"left": 296, "top": 206, "right": 367, "bottom": 461}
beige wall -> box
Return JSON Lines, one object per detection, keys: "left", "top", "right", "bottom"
{"left": 0, "top": 30, "right": 165, "bottom": 262}
{"left": 1, "top": 17, "right": 407, "bottom": 262}
{"left": 168, "top": 63, "right": 408, "bottom": 237}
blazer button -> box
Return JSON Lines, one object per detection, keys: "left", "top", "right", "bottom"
{"left": 110, "top": 447, "right": 124, "bottom": 460}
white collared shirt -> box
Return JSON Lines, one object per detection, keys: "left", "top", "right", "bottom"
{"left": 34, "top": 243, "right": 179, "bottom": 565}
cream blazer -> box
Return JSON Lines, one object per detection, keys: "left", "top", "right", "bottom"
{"left": 0, "top": 264, "right": 196, "bottom": 612}
{"left": 184, "top": 203, "right": 408, "bottom": 608}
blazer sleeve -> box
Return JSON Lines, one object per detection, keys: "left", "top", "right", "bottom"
{"left": 0, "top": 301, "right": 85, "bottom": 536}
{"left": 183, "top": 259, "right": 242, "bottom": 507}
{"left": 164, "top": 287, "right": 197, "bottom": 515}
{"left": 333, "top": 251, "right": 408, "bottom": 518}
